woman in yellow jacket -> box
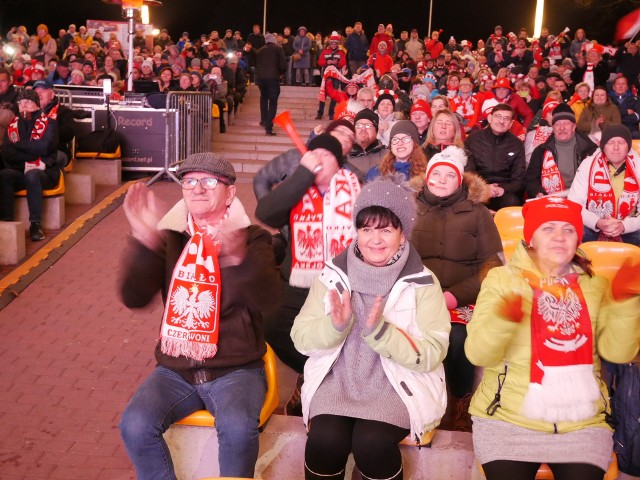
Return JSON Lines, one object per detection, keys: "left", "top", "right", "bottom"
{"left": 465, "top": 197, "right": 640, "bottom": 480}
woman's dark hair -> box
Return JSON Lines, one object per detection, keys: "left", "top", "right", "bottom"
{"left": 355, "top": 206, "right": 402, "bottom": 231}
{"left": 573, "top": 253, "right": 594, "bottom": 277}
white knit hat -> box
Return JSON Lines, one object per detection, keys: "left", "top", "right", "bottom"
{"left": 426, "top": 146, "right": 468, "bottom": 186}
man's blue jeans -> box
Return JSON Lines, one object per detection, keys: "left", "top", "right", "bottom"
{"left": 119, "top": 366, "right": 266, "bottom": 479}
{"left": 582, "top": 226, "right": 640, "bottom": 246}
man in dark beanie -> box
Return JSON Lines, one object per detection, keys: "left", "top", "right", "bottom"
{"left": 525, "top": 102, "right": 597, "bottom": 198}
{"left": 256, "top": 133, "right": 362, "bottom": 416}
{"left": 348, "top": 108, "right": 388, "bottom": 175}
{"left": 568, "top": 124, "right": 640, "bottom": 245}
{"left": 1, "top": 85, "right": 59, "bottom": 241}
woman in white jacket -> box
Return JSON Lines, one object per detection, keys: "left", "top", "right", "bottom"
{"left": 568, "top": 124, "right": 640, "bottom": 246}
{"left": 291, "top": 176, "right": 451, "bottom": 480}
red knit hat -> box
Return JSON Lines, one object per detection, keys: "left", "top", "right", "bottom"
{"left": 522, "top": 197, "right": 584, "bottom": 245}
{"left": 410, "top": 99, "right": 432, "bottom": 119}
{"left": 492, "top": 77, "right": 514, "bottom": 90}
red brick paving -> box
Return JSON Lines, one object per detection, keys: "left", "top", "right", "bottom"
{"left": 0, "top": 179, "right": 260, "bottom": 479}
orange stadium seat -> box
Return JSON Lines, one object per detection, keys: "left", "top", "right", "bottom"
{"left": 175, "top": 343, "right": 279, "bottom": 430}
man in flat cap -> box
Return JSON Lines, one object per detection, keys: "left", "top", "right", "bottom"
{"left": 118, "top": 152, "right": 280, "bottom": 479}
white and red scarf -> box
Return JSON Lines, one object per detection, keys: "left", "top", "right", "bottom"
{"left": 540, "top": 150, "right": 565, "bottom": 194}
{"left": 160, "top": 214, "right": 222, "bottom": 361}
{"left": 586, "top": 152, "right": 640, "bottom": 240}
{"left": 318, "top": 65, "right": 375, "bottom": 102}
{"left": 521, "top": 271, "right": 600, "bottom": 423}
{"left": 289, "top": 168, "right": 361, "bottom": 287}
{"left": 7, "top": 104, "right": 58, "bottom": 173}
{"left": 583, "top": 63, "right": 595, "bottom": 93}
{"left": 532, "top": 125, "right": 553, "bottom": 151}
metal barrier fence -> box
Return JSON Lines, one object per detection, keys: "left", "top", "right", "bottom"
{"left": 148, "top": 91, "right": 212, "bottom": 185}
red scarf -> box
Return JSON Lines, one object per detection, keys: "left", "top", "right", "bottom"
{"left": 532, "top": 125, "right": 553, "bottom": 150}
{"left": 449, "top": 305, "right": 474, "bottom": 324}
{"left": 7, "top": 104, "right": 58, "bottom": 173}
{"left": 160, "top": 215, "right": 222, "bottom": 361}
{"left": 521, "top": 271, "right": 600, "bottom": 422}
{"left": 586, "top": 152, "right": 639, "bottom": 240}
{"left": 289, "top": 168, "right": 360, "bottom": 288}
{"left": 540, "top": 150, "right": 565, "bottom": 194}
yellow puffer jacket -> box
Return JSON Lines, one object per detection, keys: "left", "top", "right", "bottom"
{"left": 465, "top": 242, "right": 640, "bottom": 433}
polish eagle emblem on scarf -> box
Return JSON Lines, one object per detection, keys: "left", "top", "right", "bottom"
{"left": 170, "top": 284, "right": 216, "bottom": 329}
{"left": 587, "top": 198, "right": 614, "bottom": 218}
{"left": 297, "top": 225, "right": 322, "bottom": 258}
{"left": 538, "top": 287, "right": 585, "bottom": 342}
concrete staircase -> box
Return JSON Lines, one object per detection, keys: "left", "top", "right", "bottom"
{"left": 212, "top": 85, "right": 325, "bottom": 178}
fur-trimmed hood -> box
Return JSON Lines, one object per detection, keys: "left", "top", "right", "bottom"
{"left": 463, "top": 171, "right": 491, "bottom": 204}
{"left": 412, "top": 171, "right": 491, "bottom": 205}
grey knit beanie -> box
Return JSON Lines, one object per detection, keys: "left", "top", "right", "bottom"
{"left": 176, "top": 152, "right": 237, "bottom": 184}
{"left": 353, "top": 174, "right": 417, "bottom": 237}
{"left": 389, "top": 120, "right": 420, "bottom": 145}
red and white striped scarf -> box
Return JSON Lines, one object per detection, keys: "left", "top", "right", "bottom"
{"left": 318, "top": 65, "right": 375, "bottom": 102}
{"left": 160, "top": 214, "right": 222, "bottom": 361}
{"left": 289, "top": 168, "right": 360, "bottom": 287}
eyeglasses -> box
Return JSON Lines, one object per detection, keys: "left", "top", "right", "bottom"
{"left": 355, "top": 123, "right": 375, "bottom": 130}
{"left": 391, "top": 136, "right": 413, "bottom": 145}
{"left": 180, "top": 177, "right": 225, "bottom": 190}
{"left": 491, "top": 113, "right": 513, "bottom": 122}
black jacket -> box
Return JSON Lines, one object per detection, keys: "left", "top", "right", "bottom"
{"left": 464, "top": 127, "right": 526, "bottom": 195}
{"left": 256, "top": 43, "right": 287, "bottom": 81}
{"left": 119, "top": 224, "right": 280, "bottom": 384}
{"left": 525, "top": 132, "right": 597, "bottom": 198}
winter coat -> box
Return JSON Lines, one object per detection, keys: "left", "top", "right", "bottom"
{"left": 345, "top": 32, "right": 369, "bottom": 62}
{"left": 291, "top": 246, "right": 450, "bottom": 443}
{"left": 317, "top": 47, "right": 347, "bottom": 70}
{"left": 2, "top": 110, "right": 59, "bottom": 179}
{"left": 412, "top": 173, "right": 503, "bottom": 307}
{"left": 464, "top": 127, "right": 526, "bottom": 196}
{"left": 576, "top": 100, "right": 622, "bottom": 137}
{"left": 255, "top": 43, "right": 287, "bottom": 81}
{"left": 347, "top": 141, "right": 387, "bottom": 176}
{"left": 567, "top": 148, "right": 640, "bottom": 233}
{"left": 292, "top": 35, "right": 312, "bottom": 69}
{"left": 119, "top": 200, "right": 280, "bottom": 384}
{"left": 466, "top": 242, "right": 640, "bottom": 433}
{"left": 370, "top": 33, "right": 394, "bottom": 57}
{"left": 525, "top": 132, "right": 597, "bottom": 198}
{"left": 571, "top": 61, "right": 609, "bottom": 88}
{"left": 610, "top": 91, "right": 640, "bottom": 136}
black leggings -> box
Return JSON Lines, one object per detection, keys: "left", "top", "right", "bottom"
{"left": 443, "top": 322, "right": 475, "bottom": 398}
{"left": 305, "top": 414, "right": 409, "bottom": 480}
{"left": 482, "top": 460, "right": 606, "bottom": 480}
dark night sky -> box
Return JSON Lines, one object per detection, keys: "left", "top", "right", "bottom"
{"left": 0, "top": 0, "right": 629, "bottom": 45}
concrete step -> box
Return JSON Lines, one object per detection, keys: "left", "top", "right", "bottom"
{"left": 165, "top": 415, "right": 476, "bottom": 480}
{"left": 214, "top": 131, "right": 310, "bottom": 143}
{"left": 214, "top": 141, "right": 297, "bottom": 153}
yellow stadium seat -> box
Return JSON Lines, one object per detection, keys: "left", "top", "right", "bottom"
{"left": 579, "top": 241, "right": 640, "bottom": 294}
{"left": 75, "top": 145, "right": 121, "bottom": 159}
{"left": 493, "top": 206, "right": 524, "bottom": 241}
{"left": 632, "top": 139, "right": 640, "bottom": 157}
{"left": 15, "top": 171, "right": 64, "bottom": 197}
{"left": 175, "top": 343, "right": 279, "bottom": 429}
